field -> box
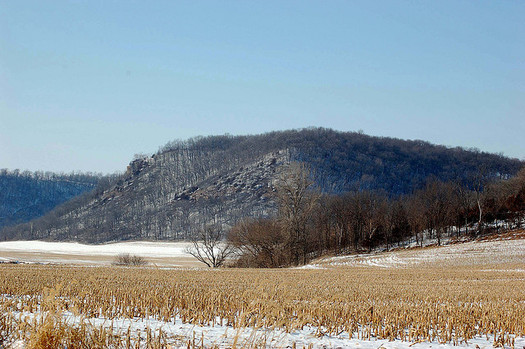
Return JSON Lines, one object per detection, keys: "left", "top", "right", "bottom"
{"left": 312, "top": 230, "right": 525, "bottom": 269}
{"left": 0, "top": 241, "right": 200, "bottom": 267}
{"left": 1, "top": 234, "right": 525, "bottom": 348}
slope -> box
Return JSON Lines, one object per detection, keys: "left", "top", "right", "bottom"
{"left": 0, "top": 170, "right": 101, "bottom": 230}
{"left": 1, "top": 128, "right": 522, "bottom": 243}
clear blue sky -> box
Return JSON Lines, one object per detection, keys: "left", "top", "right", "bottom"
{"left": 1, "top": 1, "right": 524, "bottom": 174}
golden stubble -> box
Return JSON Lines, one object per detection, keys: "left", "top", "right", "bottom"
{"left": 1, "top": 263, "right": 524, "bottom": 347}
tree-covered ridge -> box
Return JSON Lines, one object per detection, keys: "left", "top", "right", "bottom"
{"left": 1, "top": 128, "right": 522, "bottom": 243}
{"left": 0, "top": 169, "right": 102, "bottom": 229}
{"left": 160, "top": 128, "right": 522, "bottom": 194}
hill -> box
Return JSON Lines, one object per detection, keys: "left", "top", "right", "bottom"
{"left": 0, "top": 170, "right": 101, "bottom": 231}
{"left": 1, "top": 128, "right": 522, "bottom": 243}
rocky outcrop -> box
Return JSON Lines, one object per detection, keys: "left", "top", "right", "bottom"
{"left": 2, "top": 128, "right": 522, "bottom": 243}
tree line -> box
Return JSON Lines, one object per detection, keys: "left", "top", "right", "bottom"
{"left": 224, "top": 163, "right": 525, "bottom": 268}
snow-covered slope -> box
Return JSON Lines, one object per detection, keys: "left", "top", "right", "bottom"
{"left": 310, "top": 233, "right": 525, "bottom": 269}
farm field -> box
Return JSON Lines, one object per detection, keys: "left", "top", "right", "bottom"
{"left": 1, "top": 234, "right": 525, "bottom": 348}
{"left": 0, "top": 240, "right": 200, "bottom": 267}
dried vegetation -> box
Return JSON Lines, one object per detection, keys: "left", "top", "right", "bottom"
{"left": 1, "top": 263, "right": 524, "bottom": 348}
{"left": 113, "top": 253, "right": 148, "bottom": 266}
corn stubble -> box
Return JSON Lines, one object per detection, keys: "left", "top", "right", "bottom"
{"left": 0, "top": 264, "right": 523, "bottom": 348}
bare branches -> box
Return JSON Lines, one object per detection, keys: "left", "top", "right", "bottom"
{"left": 274, "top": 162, "right": 320, "bottom": 265}
{"left": 228, "top": 218, "right": 286, "bottom": 268}
{"left": 113, "top": 253, "right": 148, "bottom": 266}
{"left": 185, "top": 226, "right": 235, "bottom": 268}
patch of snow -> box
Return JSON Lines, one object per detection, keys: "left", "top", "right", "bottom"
{"left": 11, "top": 311, "right": 524, "bottom": 349}
{"left": 312, "top": 239, "right": 525, "bottom": 269}
{"left": 294, "top": 264, "right": 325, "bottom": 269}
{"left": 0, "top": 240, "right": 193, "bottom": 258}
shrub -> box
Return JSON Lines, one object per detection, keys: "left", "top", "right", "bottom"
{"left": 113, "top": 253, "right": 147, "bottom": 266}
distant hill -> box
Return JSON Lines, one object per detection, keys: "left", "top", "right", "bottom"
{"left": 1, "top": 128, "right": 522, "bottom": 243}
{"left": 0, "top": 170, "right": 102, "bottom": 230}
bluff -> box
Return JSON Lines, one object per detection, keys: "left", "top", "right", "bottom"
{"left": 2, "top": 128, "right": 522, "bottom": 242}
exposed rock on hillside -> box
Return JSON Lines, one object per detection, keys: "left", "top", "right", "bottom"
{"left": 2, "top": 128, "right": 522, "bottom": 243}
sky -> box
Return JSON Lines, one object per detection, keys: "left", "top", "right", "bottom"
{"left": 1, "top": 1, "right": 524, "bottom": 174}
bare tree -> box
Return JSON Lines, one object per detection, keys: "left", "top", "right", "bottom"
{"left": 113, "top": 253, "right": 148, "bottom": 266}
{"left": 505, "top": 168, "right": 525, "bottom": 229}
{"left": 359, "top": 190, "right": 388, "bottom": 252}
{"left": 470, "top": 167, "right": 490, "bottom": 235}
{"left": 275, "top": 162, "right": 320, "bottom": 265}
{"left": 416, "top": 179, "right": 455, "bottom": 245}
{"left": 453, "top": 179, "right": 474, "bottom": 237}
{"left": 386, "top": 199, "right": 410, "bottom": 248}
{"left": 185, "top": 225, "right": 234, "bottom": 267}
{"left": 228, "top": 218, "right": 286, "bottom": 267}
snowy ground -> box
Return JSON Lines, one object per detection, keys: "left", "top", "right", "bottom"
{"left": 0, "top": 240, "right": 200, "bottom": 267}
{"left": 75, "top": 316, "right": 525, "bottom": 349}
{"left": 3, "top": 236, "right": 525, "bottom": 348}
{"left": 2, "top": 230, "right": 524, "bottom": 269}
{"left": 9, "top": 311, "right": 524, "bottom": 349}
{"left": 310, "top": 234, "right": 525, "bottom": 269}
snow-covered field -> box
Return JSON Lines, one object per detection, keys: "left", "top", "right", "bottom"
{"left": 0, "top": 240, "right": 200, "bottom": 267}
{"left": 2, "top": 232, "right": 524, "bottom": 269}
{"left": 2, "top": 236, "right": 525, "bottom": 348}
{"left": 311, "top": 236, "right": 525, "bottom": 269}
{"left": 9, "top": 311, "right": 525, "bottom": 349}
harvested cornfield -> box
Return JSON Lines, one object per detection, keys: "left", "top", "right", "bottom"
{"left": 1, "top": 253, "right": 524, "bottom": 348}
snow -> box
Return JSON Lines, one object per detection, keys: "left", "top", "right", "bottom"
{"left": 312, "top": 238, "right": 525, "bottom": 269}
{"left": 0, "top": 240, "right": 192, "bottom": 257}
{"left": 295, "top": 264, "right": 325, "bottom": 269}
{"left": 3, "top": 237, "right": 525, "bottom": 348}
{"left": 11, "top": 311, "right": 525, "bottom": 349}
{"left": 0, "top": 240, "right": 198, "bottom": 266}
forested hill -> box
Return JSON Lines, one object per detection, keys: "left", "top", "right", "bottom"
{"left": 0, "top": 170, "right": 102, "bottom": 230}
{"left": 1, "top": 128, "right": 523, "bottom": 243}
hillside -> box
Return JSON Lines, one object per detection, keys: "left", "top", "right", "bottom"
{"left": 310, "top": 230, "right": 525, "bottom": 269}
{"left": 0, "top": 170, "right": 101, "bottom": 231}
{"left": 1, "top": 128, "right": 522, "bottom": 243}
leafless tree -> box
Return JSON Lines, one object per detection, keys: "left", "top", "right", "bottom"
{"left": 453, "top": 179, "right": 474, "bottom": 236}
{"left": 185, "top": 225, "right": 235, "bottom": 267}
{"left": 113, "top": 253, "right": 148, "bottom": 266}
{"left": 470, "top": 167, "right": 490, "bottom": 235}
{"left": 386, "top": 199, "right": 410, "bottom": 248}
{"left": 505, "top": 168, "right": 525, "bottom": 229}
{"left": 228, "top": 218, "right": 286, "bottom": 267}
{"left": 274, "top": 162, "right": 320, "bottom": 265}
{"left": 358, "top": 190, "right": 388, "bottom": 252}
{"left": 416, "top": 179, "right": 455, "bottom": 245}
